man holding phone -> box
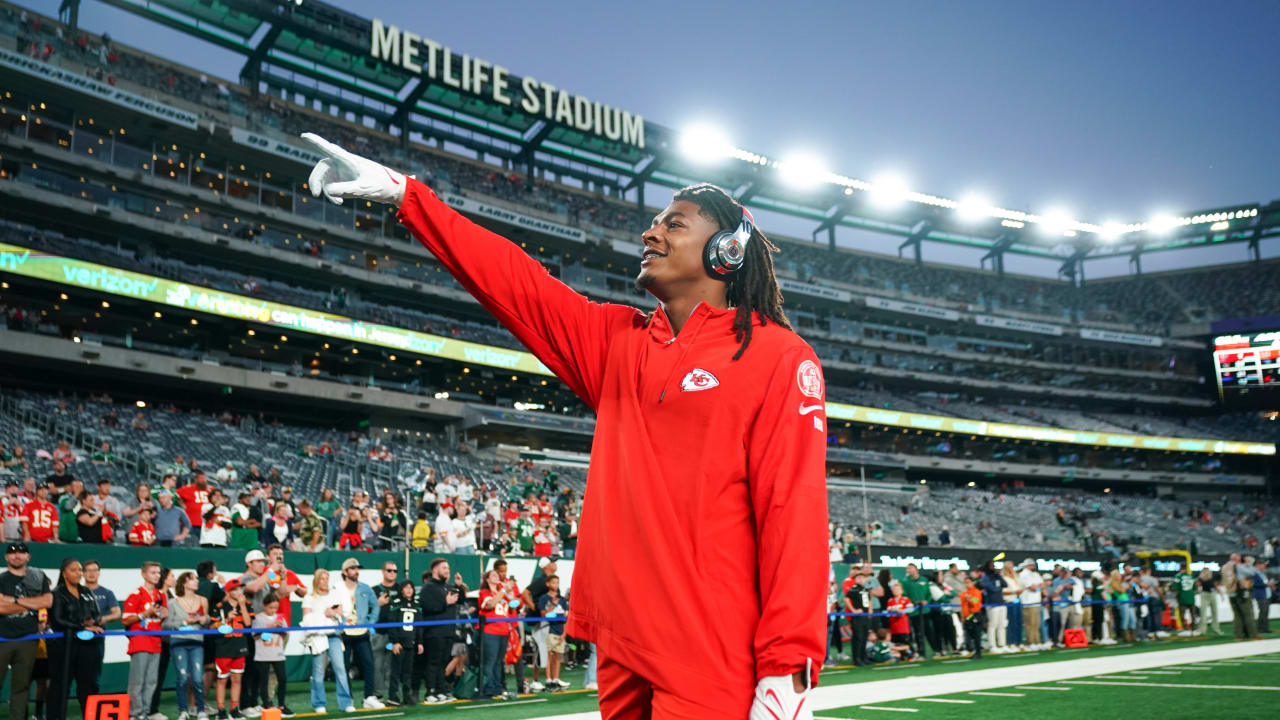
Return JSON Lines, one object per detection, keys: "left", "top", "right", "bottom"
{"left": 419, "top": 559, "right": 460, "bottom": 703}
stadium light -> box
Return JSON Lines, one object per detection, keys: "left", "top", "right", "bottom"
{"left": 1099, "top": 222, "right": 1125, "bottom": 241}
{"left": 777, "top": 152, "right": 829, "bottom": 189}
{"left": 869, "top": 174, "right": 910, "bottom": 208}
{"left": 1149, "top": 214, "right": 1179, "bottom": 234}
{"left": 678, "top": 124, "right": 734, "bottom": 165}
{"left": 956, "top": 194, "right": 991, "bottom": 222}
{"left": 1038, "top": 210, "right": 1072, "bottom": 236}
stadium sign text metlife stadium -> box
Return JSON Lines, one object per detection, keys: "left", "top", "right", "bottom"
{"left": 369, "top": 20, "right": 645, "bottom": 149}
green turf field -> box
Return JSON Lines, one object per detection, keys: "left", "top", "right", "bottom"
{"left": 141, "top": 634, "right": 1278, "bottom": 720}
{"left": 817, "top": 651, "right": 1280, "bottom": 719}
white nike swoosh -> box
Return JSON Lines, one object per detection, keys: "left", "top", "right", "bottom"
{"left": 798, "top": 404, "right": 824, "bottom": 415}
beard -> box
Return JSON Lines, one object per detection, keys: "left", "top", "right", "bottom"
{"left": 634, "top": 271, "right": 655, "bottom": 292}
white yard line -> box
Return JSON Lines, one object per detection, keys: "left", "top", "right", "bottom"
{"left": 455, "top": 698, "right": 549, "bottom": 710}
{"left": 1014, "top": 685, "right": 1073, "bottom": 691}
{"left": 968, "top": 691, "right": 1024, "bottom": 697}
{"left": 527, "top": 639, "right": 1280, "bottom": 720}
{"left": 1097, "top": 674, "right": 1149, "bottom": 679}
{"left": 858, "top": 707, "right": 918, "bottom": 713}
{"left": 1062, "top": 680, "right": 1280, "bottom": 691}
{"left": 915, "top": 698, "right": 974, "bottom": 704}
{"left": 1143, "top": 670, "right": 1181, "bottom": 675}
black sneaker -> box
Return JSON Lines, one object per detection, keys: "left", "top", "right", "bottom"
{"left": 280, "top": 708, "right": 296, "bottom": 719}
{"left": 229, "top": 709, "right": 243, "bottom": 720}
{"left": 216, "top": 711, "right": 228, "bottom": 720}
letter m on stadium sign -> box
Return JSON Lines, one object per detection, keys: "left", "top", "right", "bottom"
{"left": 85, "top": 694, "right": 129, "bottom": 720}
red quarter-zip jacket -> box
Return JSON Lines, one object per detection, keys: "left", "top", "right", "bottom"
{"left": 396, "top": 178, "right": 828, "bottom": 712}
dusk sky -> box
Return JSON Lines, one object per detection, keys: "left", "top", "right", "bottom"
{"left": 26, "top": 0, "right": 1280, "bottom": 278}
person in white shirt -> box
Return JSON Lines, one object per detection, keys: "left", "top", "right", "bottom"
{"left": 458, "top": 479, "right": 474, "bottom": 503}
{"left": 215, "top": 461, "right": 238, "bottom": 484}
{"left": 435, "top": 479, "right": 457, "bottom": 506}
{"left": 301, "top": 569, "right": 355, "bottom": 713}
{"left": 484, "top": 492, "right": 502, "bottom": 525}
{"left": 199, "top": 489, "right": 232, "bottom": 548}
{"left": 1016, "top": 560, "right": 1045, "bottom": 649}
{"left": 452, "top": 503, "right": 477, "bottom": 554}
{"left": 433, "top": 506, "right": 455, "bottom": 553}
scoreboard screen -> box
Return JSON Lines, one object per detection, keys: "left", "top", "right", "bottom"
{"left": 1213, "top": 331, "right": 1280, "bottom": 405}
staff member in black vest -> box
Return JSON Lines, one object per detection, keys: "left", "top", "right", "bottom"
{"left": 0, "top": 542, "right": 53, "bottom": 720}
{"left": 47, "top": 557, "right": 104, "bottom": 720}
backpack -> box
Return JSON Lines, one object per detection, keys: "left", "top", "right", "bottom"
{"left": 451, "top": 667, "right": 479, "bottom": 699}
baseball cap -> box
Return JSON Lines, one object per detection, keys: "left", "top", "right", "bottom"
{"left": 1022, "top": 559, "right": 1036, "bottom": 568}
{"left": 537, "top": 557, "right": 554, "bottom": 569}
{"left": 341, "top": 558, "right": 362, "bottom": 570}
{"left": 224, "top": 578, "right": 243, "bottom": 592}
{"left": 244, "top": 549, "right": 266, "bottom": 564}
{"left": 5, "top": 542, "right": 30, "bottom": 554}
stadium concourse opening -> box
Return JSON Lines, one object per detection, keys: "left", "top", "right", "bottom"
{"left": 0, "top": 1, "right": 1279, "bottom": 720}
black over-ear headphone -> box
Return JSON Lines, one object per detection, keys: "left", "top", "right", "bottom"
{"left": 703, "top": 206, "right": 755, "bottom": 278}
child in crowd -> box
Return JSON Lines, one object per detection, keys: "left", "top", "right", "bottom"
{"left": 386, "top": 580, "right": 422, "bottom": 706}
{"left": 869, "top": 628, "right": 914, "bottom": 663}
{"left": 885, "top": 581, "right": 915, "bottom": 645}
{"left": 212, "top": 579, "right": 252, "bottom": 720}
{"left": 961, "top": 574, "right": 984, "bottom": 658}
{"left": 251, "top": 596, "right": 292, "bottom": 716}
{"left": 127, "top": 507, "right": 156, "bottom": 545}
{"left": 537, "top": 575, "right": 569, "bottom": 689}
{"left": 411, "top": 511, "right": 432, "bottom": 549}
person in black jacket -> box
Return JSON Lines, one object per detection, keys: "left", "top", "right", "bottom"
{"left": 418, "top": 559, "right": 460, "bottom": 704}
{"left": 844, "top": 569, "right": 873, "bottom": 667}
{"left": 46, "top": 557, "right": 105, "bottom": 720}
{"left": 386, "top": 581, "right": 422, "bottom": 706}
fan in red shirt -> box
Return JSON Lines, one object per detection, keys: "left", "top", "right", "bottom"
{"left": 19, "top": 484, "right": 58, "bottom": 543}
{"left": 122, "top": 561, "right": 168, "bottom": 655}
{"left": 127, "top": 507, "right": 157, "bottom": 546}
{"left": 304, "top": 135, "right": 829, "bottom": 720}
{"left": 176, "top": 471, "right": 213, "bottom": 528}
{"left": 532, "top": 519, "right": 555, "bottom": 557}
{"left": 885, "top": 583, "right": 914, "bottom": 639}
{"left": 502, "top": 502, "right": 520, "bottom": 532}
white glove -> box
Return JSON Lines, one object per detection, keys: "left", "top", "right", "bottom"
{"left": 300, "top": 132, "right": 408, "bottom": 207}
{"left": 749, "top": 660, "right": 813, "bottom": 720}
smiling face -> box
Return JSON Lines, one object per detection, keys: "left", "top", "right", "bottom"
{"left": 636, "top": 200, "right": 722, "bottom": 299}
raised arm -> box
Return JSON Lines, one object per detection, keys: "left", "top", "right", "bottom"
{"left": 301, "top": 133, "right": 636, "bottom": 409}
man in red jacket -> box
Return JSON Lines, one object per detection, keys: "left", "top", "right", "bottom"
{"left": 302, "top": 133, "right": 828, "bottom": 720}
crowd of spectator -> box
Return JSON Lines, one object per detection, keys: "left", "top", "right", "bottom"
{"left": 0, "top": 422, "right": 579, "bottom": 561}
{"left": 0, "top": 540, "right": 592, "bottom": 720}
{"left": 829, "top": 552, "right": 1275, "bottom": 667}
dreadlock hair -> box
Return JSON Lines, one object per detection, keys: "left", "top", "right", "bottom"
{"left": 672, "top": 183, "right": 791, "bottom": 360}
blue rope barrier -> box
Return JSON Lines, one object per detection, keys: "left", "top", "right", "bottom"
{"left": 0, "top": 615, "right": 559, "bottom": 643}
{"left": 0, "top": 599, "right": 1153, "bottom": 642}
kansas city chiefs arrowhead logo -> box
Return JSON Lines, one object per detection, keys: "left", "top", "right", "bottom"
{"left": 680, "top": 368, "right": 720, "bottom": 392}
